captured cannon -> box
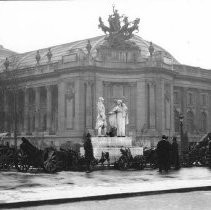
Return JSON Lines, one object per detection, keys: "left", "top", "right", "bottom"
{"left": 0, "top": 133, "right": 16, "bottom": 171}
{"left": 15, "top": 137, "right": 80, "bottom": 173}
{"left": 143, "top": 147, "right": 158, "bottom": 169}
{"left": 114, "top": 147, "right": 145, "bottom": 170}
{"left": 181, "top": 133, "right": 211, "bottom": 167}
{"left": 0, "top": 144, "right": 16, "bottom": 170}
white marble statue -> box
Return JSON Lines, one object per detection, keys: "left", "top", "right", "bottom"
{"left": 95, "top": 97, "right": 107, "bottom": 136}
{"left": 109, "top": 99, "right": 129, "bottom": 137}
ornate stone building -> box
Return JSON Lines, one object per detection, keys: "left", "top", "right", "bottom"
{"left": 0, "top": 11, "right": 210, "bottom": 148}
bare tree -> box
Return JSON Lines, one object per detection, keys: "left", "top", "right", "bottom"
{"left": 0, "top": 55, "right": 21, "bottom": 148}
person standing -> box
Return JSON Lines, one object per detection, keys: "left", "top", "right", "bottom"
{"left": 84, "top": 132, "right": 94, "bottom": 173}
{"left": 171, "top": 137, "right": 180, "bottom": 170}
{"left": 157, "top": 135, "right": 171, "bottom": 173}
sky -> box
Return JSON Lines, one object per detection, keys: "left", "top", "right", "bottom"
{"left": 0, "top": 0, "right": 210, "bottom": 69}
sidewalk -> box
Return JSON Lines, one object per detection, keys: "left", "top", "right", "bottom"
{"left": 1, "top": 167, "right": 211, "bottom": 208}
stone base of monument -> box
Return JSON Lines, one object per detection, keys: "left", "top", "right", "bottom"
{"left": 80, "top": 136, "right": 143, "bottom": 163}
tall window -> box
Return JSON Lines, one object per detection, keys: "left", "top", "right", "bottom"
{"left": 187, "top": 92, "right": 193, "bottom": 106}
{"left": 201, "top": 94, "right": 207, "bottom": 106}
{"left": 200, "top": 112, "right": 207, "bottom": 133}
{"left": 187, "top": 111, "right": 194, "bottom": 133}
{"left": 174, "top": 109, "right": 180, "bottom": 132}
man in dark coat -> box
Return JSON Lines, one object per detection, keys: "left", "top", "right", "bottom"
{"left": 84, "top": 132, "right": 94, "bottom": 172}
{"left": 171, "top": 137, "right": 180, "bottom": 170}
{"left": 157, "top": 135, "right": 171, "bottom": 172}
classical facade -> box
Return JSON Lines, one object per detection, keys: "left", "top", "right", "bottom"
{"left": 0, "top": 11, "right": 210, "bottom": 148}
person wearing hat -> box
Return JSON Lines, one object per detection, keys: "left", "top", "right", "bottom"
{"left": 84, "top": 132, "right": 94, "bottom": 173}
{"left": 157, "top": 135, "right": 171, "bottom": 172}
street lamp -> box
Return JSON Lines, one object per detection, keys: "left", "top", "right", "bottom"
{"left": 179, "top": 113, "right": 184, "bottom": 156}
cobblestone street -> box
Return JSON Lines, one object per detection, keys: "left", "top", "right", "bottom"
{"left": 1, "top": 167, "right": 211, "bottom": 206}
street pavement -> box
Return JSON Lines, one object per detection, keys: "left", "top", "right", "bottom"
{"left": 19, "top": 191, "right": 211, "bottom": 210}
{"left": 1, "top": 167, "right": 211, "bottom": 208}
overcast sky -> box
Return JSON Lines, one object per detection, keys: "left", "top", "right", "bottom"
{"left": 0, "top": 0, "right": 210, "bottom": 69}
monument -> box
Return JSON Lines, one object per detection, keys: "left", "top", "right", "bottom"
{"left": 80, "top": 7, "right": 143, "bottom": 162}
{"left": 81, "top": 97, "right": 143, "bottom": 162}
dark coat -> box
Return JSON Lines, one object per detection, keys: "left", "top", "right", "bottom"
{"left": 84, "top": 138, "right": 94, "bottom": 161}
{"left": 157, "top": 139, "right": 171, "bottom": 164}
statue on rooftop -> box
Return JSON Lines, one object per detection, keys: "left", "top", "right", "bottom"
{"left": 36, "top": 50, "right": 41, "bottom": 64}
{"left": 98, "top": 6, "right": 140, "bottom": 50}
{"left": 4, "top": 57, "right": 9, "bottom": 70}
{"left": 148, "top": 42, "right": 154, "bottom": 57}
{"left": 47, "top": 48, "right": 52, "bottom": 62}
{"left": 86, "top": 40, "right": 92, "bottom": 55}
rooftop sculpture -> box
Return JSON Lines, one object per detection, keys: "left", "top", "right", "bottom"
{"left": 98, "top": 6, "right": 140, "bottom": 50}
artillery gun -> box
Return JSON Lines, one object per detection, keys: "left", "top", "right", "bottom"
{"left": 15, "top": 137, "right": 81, "bottom": 173}
{"left": 181, "top": 133, "right": 211, "bottom": 167}
{"left": 114, "top": 147, "right": 145, "bottom": 170}
{"left": 0, "top": 133, "right": 16, "bottom": 170}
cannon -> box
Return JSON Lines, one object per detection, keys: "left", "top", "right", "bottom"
{"left": 0, "top": 144, "right": 16, "bottom": 170}
{"left": 15, "top": 137, "right": 80, "bottom": 173}
{"left": 181, "top": 133, "right": 211, "bottom": 167}
{"left": 0, "top": 133, "right": 16, "bottom": 171}
{"left": 143, "top": 147, "right": 158, "bottom": 169}
{"left": 114, "top": 147, "right": 145, "bottom": 170}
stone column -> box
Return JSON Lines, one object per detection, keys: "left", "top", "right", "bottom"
{"left": 85, "top": 81, "right": 93, "bottom": 129}
{"left": 149, "top": 82, "right": 156, "bottom": 129}
{"left": 3, "top": 91, "right": 9, "bottom": 131}
{"left": 57, "top": 81, "right": 65, "bottom": 134}
{"left": 195, "top": 89, "right": 200, "bottom": 131}
{"left": 35, "top": 87, "right": 40, "bottom": 132}
{"left": 23, "top": 89, "right": 29, "bottom": 134}
{"left": 96, "top": 80, "right": 103, "bottom": 102}
{"left": 170, "top": 83, "right": 174, "bottom": 136}
{"left": 74, "top": 79, "right": 81, "bottom": 131}
{"left": 136, "top": 80, "right": 147, "bottom": 132}
{"left": 46, "top": 85, "right": 52, "bottom": 134}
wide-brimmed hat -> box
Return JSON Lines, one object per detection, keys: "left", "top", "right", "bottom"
{"left": 162, "top": 135, "right": 168, "bottom": 140}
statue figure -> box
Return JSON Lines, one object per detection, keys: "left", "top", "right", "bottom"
{"left": 148, "top": 42, "right": 154, "bottom": 56}
{"left": 95, "top": 97, "right": 107, "bottom": 136}
{"left": 86, "top": 40, "right": 92, "bottom": 55}
{"left": 4, "top": 57, "right": 9, "bottom": 70}
{"left": 98, "top": 17, "right": 110, "bottom": 34}
{"left": 36, "top": 50, "right": 41, "bottom": 64}
{"left": 47, "top": 48, "right": 52, "bottom": 62}
{"left": 108, "top": 100, "right": 129, "bottom": 137}
{"left": 98, "top": 7, "right": 140, "bottom": 49}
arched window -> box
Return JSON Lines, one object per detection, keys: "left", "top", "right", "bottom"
{"left": 200, "top": 112, "right": 207, "bottom": 133}
{"left": 174, "top": 109, "right": 180, "bottom": 132}
{"left": 187, "top": 111, "right": 194, "bottom": 133}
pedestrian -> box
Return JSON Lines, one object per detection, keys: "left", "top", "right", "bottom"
{"left": 84, "top": 132, "right": 94, "bottom": 173}
{"left": 171, "top": 137, "right": 180, "bottom": 170}
{"left": 157, "top": 135, "right": 171, "bottom": 173}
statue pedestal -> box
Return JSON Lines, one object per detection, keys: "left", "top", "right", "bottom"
{"left": 80, "top": 136, "right": 143, "bottom": 163}
{"left": 91, "top": 137, "right": 132, "bottom": 147}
